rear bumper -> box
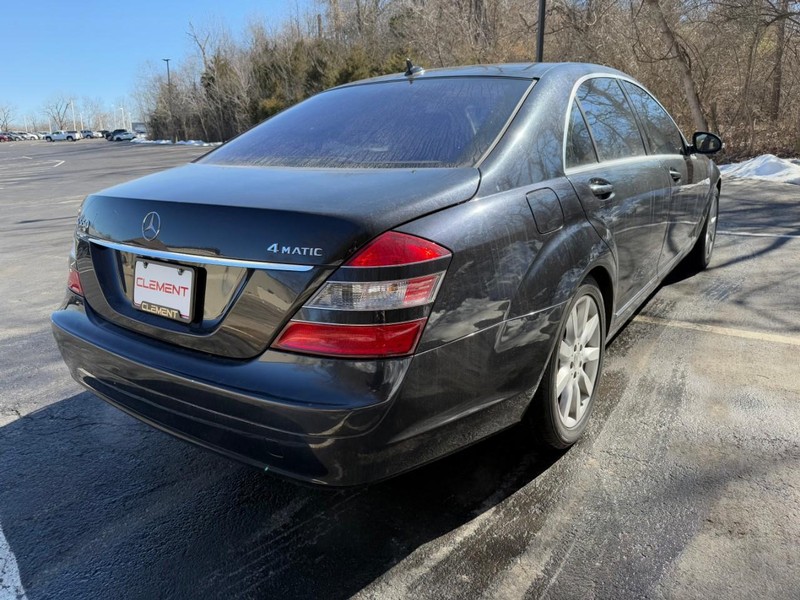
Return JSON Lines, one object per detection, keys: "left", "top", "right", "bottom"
{"left": 52, "top": 298, "right": 559, "bottom": 486}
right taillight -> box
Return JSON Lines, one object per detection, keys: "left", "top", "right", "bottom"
{"left": 272, "top": 231, "right": 451, "bottom": 358}
{"left": 67, "top": 242, "right": 84, "bottom": 296}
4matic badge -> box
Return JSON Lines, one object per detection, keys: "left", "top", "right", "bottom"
{"left": 267, "top": 243, "right": 323, "bottom": 257}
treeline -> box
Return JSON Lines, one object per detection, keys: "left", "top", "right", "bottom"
{"left": 139, "top": 0, "right": 800, "bottom": 159}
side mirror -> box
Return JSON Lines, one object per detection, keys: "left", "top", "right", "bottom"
{"left": 692, "top": 131, "right": 723, "bottom": 155}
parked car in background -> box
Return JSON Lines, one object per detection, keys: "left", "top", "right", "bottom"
{"left": 109, "top": 130, "right": 136, "bottom": 141}
{"left": 98, "top": 130, "right": 110, "bottom": 139}
{"left": 81, "top": 130, "right": 95, "bottom": 139}
{"left": 45, "top": 130, "right": 80, "bottom": 142}
{"left": 0, "top": 134, "right": 9, "bottom": 142}
{"left": 1, "top": 132, "right": 24, "bottom": 141}
{"left": 105, "top": 129, "right": 127, "bottom": 140}
{"left": 11, "top": 131, "right": 38, "bottom": 140}
{"left": 52, "top": 62, "right": 723, "bottom": 486}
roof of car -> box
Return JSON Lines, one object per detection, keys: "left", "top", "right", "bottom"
{"left": 341, "top": 62, "right": 628, "bottom": 87}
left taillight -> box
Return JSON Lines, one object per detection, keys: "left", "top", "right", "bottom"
{"left": 272, "top": 231, "right": 451, "bottom": 358}
{"left": 67, "top": 242, "right": 83, "bottom": 296}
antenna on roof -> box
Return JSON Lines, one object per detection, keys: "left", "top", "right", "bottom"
{"left": 405, "top": 58, "right": 424, "bottom": 77}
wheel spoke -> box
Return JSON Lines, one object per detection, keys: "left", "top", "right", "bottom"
{"left": 559, "top": 379, "right": 573, "bottom": 420}
{"left": 581, "top": 314, "right": 599, "bottom": 345}
{"left": 571, "top": 380, "right": 581, "bottom": 419}
{"left": 579, "top": 369, "right": 594, "bottom": 396}
{"left": 566, "top": 312, "right": 578, "bottom": 344}
{"left": 559, "top": 340, "right": 572, "bottom": 362}
{"left": 575, "top": 385, "right": 586, "bottom": 421}
{"left": 556, "top": 367, "right": 570, "bottom": 396}
{"left": 581, "top": 298, "right": 590, "bottom": 332}
{"left": 582, "top": 346, "right": 600, "bottom": 362}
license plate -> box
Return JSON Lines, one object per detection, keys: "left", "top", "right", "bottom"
{"left": 133, "top": 260, "right": 195, "bottom": 322}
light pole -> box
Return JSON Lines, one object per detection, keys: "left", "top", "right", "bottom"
{"left": 119, "top": 106, "right": 125, "bottom": 130}
{"left": 70, "top": 99, "right": 77, "bottom": 131}
{"left": 163, "top": 58, "right": 175, "bottom": 143}
{"left": 536, "top": 0, "right": 546, "bottom": 62}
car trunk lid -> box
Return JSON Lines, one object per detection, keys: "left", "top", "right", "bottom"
{"left": 74, "top": 163, "right": 479, "bottom": 359}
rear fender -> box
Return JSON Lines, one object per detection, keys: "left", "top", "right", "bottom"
{"left": 390, "top": 180, "right": 614, "bottom": 440}
{"left": 399, "top": 178, "right": 615, "bottom": 352}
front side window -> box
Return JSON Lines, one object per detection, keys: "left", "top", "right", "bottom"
{"left": 622, "top": 82, "right": 684, "bottom": 155}
{"left": 202, "top": 78, "right": 532, "bottom": 169}
{"left": 576, "top": 78, "right": 646, "bottom": 161}
{"left": 566, "top": 100, "right": 597, "bottom": 169}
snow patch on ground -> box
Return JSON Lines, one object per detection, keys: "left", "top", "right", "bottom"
{"left": 719, "top": 154, "right": 800, "bottom": 185}
{"left": 131, "top": 138, "right": 222, "bottom": 147}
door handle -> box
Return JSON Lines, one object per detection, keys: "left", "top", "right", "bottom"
{"left": 589, "top": 178, "right": 614, "bottom": 200}
{"left": 669, "top": 168, "right": 682, "bottom": 183}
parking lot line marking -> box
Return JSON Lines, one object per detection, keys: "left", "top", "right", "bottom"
{"left": 634, "top": 315, "right": 800, "bottom": 347}
{"left": 0, "top": 524, "right": 27, "bottom": 600}
{"left": 718, "top": 230, "right": 800, "bottom": 240}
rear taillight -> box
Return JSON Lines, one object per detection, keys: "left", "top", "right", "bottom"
{"left": 272, "top": 232, "right": 451, "bottom": 358}
{"left": 67, "top": 244, "right": 83, "bottom": 296}
{"left": 274, "top": 320, "right": 427, "bottom": 358}
{"left": 67, "top": 267, "right": 83, "bottom": 296}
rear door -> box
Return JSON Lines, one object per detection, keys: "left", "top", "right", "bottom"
{"left": 621, "top": 81, "right": 708, "bottom": 270}
{"left": 565, "top": 77, "right": 671, "bottom": 312}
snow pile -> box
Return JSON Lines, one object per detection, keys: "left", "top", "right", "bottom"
{"left": 130, "top": 138, "right": 171, "bottom": 145}
{"left": 176, "top": 140, "right": 222, "bottom": 147}
{"left": 719, "top": 154, "right": 800, "bottom": 185}
{"left": 131, "top": 138, "right": 222, "bottom": 147}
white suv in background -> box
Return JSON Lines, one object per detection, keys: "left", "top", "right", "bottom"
{"left": 45, "top": 131, "right": 80, "bottom": 142}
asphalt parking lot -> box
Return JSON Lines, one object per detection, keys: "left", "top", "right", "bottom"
{"left": 1, "top": 140, "right": 798, "bottom": 599}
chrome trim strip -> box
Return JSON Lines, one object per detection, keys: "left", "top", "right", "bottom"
{"left": 83, "top": 236, "right": 315, "bottom": 272}
{"left": 564, "top": 153, "right": 666, "bottom": 175}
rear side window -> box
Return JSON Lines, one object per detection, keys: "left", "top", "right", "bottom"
{"left": 622, "top": 82, "right": 684, "bottom": 155}
{"left": 576, "top": 78, "right": 646, "bottom": 161}
{"left": 202, "top": 78, "right": 532, "bottom": 169}
{"left": 566, "top": 100, "right": 597, "bottom": 169}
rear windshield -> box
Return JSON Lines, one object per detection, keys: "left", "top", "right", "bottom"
{"left": 202, "top": 77, "right": 532, "bottom": 168}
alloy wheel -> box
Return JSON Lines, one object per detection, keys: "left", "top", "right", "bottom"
{"left": 555, "top": 295, "right": 602, "bottom": 428}
{"left": 705, "top": 194, "right": 718, "bottom": 261}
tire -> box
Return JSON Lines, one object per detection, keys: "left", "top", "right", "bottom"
{"left": 46, "top": 137, "right": 52, "bottom": 142}
{"left": 529, "top": 276, "right": 606, "bottom": 449}
{"left": 687, "top": 187, "right": 719, "bottom": 271}
{"left": 67, "top": 136, "right": 74, "bottom": 142}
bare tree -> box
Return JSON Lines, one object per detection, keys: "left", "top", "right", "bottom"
{"left": 80, "top": 97, "right": 106, "bottom": 130}
{"left": 138, "top": 0, "right": 800, "bottom": 156}
{"left": 0, "top": 104, "right": 13, "bottom": 131}
{"left": 641, "top": 0, "right": 708, "bottom": 131}
{"left": 42, "top": 96, "right": 71, "bottom": 130}
{"left": 769, "top": 0, "right": 791, "bottom": 121}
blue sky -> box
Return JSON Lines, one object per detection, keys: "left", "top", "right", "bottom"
{"left": 1, "top": 0, "right": 311, "bottom": 126}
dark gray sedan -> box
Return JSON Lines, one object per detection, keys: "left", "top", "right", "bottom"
{"left": 52, "top": 62, "right": 722, "bottom": 486}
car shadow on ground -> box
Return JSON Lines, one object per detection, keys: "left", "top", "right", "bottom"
{"left": 0, "top": 391, "right": 560, "bottom": 599}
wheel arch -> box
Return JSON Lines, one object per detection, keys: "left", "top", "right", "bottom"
{"left": 586, "top": 265, "right": 614, "bottom": 335}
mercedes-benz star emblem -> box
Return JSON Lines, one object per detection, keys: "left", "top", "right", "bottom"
{"left": 142, "top": 212, "right": 161, "bottom": 241}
